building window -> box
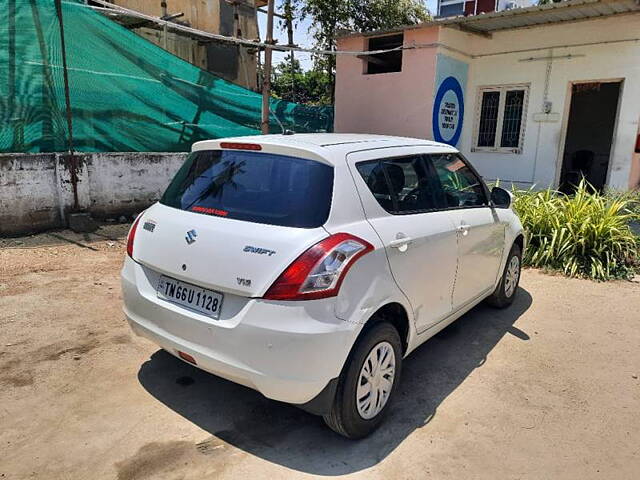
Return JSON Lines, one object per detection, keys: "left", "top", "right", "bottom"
{"left": 438, "top": 0, "right": 465, "bottom": 17}
{"left": 362, "top": 34, "right": 403, "bottom": 75}
{"left": 473, "top": 85, "right": 529, "bottom": 154}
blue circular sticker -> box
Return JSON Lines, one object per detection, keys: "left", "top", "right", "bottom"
{"left": 433, "top": 76, "right": 464, "bottom": 146}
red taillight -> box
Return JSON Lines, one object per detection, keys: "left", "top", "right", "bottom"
{"left": 126, "top": 215, "right": 142, "bottom": 258}
{"left": 263, "top": 233, "right": 374, "bottom": 301}
{"left": 220, "top": 142, "right": 262, "bottom": 151}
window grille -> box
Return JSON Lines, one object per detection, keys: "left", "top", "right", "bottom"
{"left": 478, "top": 91, "right": 500, "bottom": 147}
{"left": 473, "top": 85, "right": 529, "bottom": 154}
{"left": 500, "top": 90, "right": 525, "bottom": 148}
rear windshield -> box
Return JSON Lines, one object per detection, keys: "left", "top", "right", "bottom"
{"left": 160, "top": 150, "right": 334, "bottom": 228}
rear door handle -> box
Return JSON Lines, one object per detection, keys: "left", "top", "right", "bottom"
{"left": 389, "top": 236, "right": 413, "bottom": 249}
{"left": 457, "top": 224, "right": 471, "bottom": 236}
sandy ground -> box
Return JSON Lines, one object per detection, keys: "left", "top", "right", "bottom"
{"left": 1, "top": 225, "right": 639, "bottom": 480}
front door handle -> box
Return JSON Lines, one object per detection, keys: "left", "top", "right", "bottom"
{"left": 456, "top": 224, "right": 471, "bottom": 236}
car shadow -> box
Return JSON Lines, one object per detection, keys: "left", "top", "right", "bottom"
{"left": 137, "top": 287, "right": 533, "bottom": 476}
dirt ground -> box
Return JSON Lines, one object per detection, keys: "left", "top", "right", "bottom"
{"left": 1, "top": 225, "right": 639, "bottom": 480}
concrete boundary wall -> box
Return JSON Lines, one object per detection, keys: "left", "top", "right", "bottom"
{"left": 0, "top": 152, "right": 186, "bottom": 236}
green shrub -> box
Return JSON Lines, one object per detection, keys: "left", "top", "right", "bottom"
{"left": 511, "top": 180, "right": 638, "bottom": 281}
{"left": 626, "top": 190, "right": 640, "bottom": 222}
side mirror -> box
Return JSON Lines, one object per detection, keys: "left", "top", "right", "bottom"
{"left": 491, "top": 186, "right": 512, "bottom": 209}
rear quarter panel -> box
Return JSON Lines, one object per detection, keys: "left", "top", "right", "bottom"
{"left": 322, "top": 149, "right": 417, "bottom": 354}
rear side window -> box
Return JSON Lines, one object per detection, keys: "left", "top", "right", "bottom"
{"left": 356, "top": 156, "right": 444, "bottom": 213}
{"left": 161, "top": 150, "right": 334, "bottom": 228}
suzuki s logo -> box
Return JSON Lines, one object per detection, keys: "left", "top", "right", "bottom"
{"left": 185, "top": 229, "right": 197, "bottom": 245}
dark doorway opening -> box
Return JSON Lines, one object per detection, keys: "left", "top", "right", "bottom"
{"left": 559, "top": 81, "right": 621, "bottom": 193}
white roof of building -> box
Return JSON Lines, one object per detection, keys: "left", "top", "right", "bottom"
{"left": 338, "top": 0, "right": 640, "bottom": 38}
{"left": 440, "top": 0, "right": 640, "bottom": 35}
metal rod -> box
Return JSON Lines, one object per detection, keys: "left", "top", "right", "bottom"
{"left": 8, "top": 0, "right": 17, "bottom": 148}
{"left": 54, "top": 0, "right": 79, "bottom": 210}
{"left": 257, "top": 7, "right": 286, "bottom": 19}
{"left": 518, "top": 53, "right": 586, "bottom": 62}
{"left": 261, "top": 0, "right": 275, "bottom": 134}
{"left": 161, "top": 1, "right": 168, "bottom": 49}
{"left": 161, "top": 11, "right": 183, "bottom": 21}
{"left": 54, "top": 0, "right": 74, "bottom": 154}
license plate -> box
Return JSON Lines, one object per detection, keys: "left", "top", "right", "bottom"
{"left": 156, "top": 276, "right": 223, "bottom": 319}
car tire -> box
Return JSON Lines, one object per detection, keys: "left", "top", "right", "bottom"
{"left": 486, "top": 243, "right": 522, "bottom": 309}
{"left": 323, "top": 322, "right": 402, "bottom": 439}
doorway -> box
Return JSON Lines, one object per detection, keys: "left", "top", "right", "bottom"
{"left": 559, "top": 81, "right": 621, "bottom": 193}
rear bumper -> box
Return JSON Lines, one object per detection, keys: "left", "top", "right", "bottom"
{"left": 121, "top": 257, "right": 355, "bottom": 407}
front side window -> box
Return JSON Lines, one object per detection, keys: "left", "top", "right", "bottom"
{"left": 473, "top": 85, "right": 529, "bottom": 153}
{"left": 161, "top": 150, "right": 333, "bottom": 228}
{"left": 428, "top": 153, "right": 488, "bottom": 208}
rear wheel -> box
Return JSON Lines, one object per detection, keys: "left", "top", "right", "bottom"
{"left": 323, "top": 322, "right": 402, "bottom": 439}
{"left": 486, "top": 243, "right": 521, "bottom": 308}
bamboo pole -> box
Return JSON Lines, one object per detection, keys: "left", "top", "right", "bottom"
{"left": 260, "top": 0, "right": 275, "bottom": 134}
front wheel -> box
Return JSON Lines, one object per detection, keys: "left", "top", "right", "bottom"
{"left": 486, "top": 243, "right": 522, "bottom": 308}
{"left": 323, "top": 322, "right": 402, "bottom": 439}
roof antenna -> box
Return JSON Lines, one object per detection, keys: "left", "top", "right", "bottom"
{"left": 268, "top": 106, "right": 295, "bottom": 135}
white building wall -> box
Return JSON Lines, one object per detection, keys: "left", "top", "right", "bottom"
{"left": 446, "top": 15, "right": 640, "bottom": 190}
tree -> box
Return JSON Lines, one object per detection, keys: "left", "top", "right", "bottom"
{"left": 282, "top": 0, "right": 430, "bottom": 103}
{"left": 271, "top": 54, "right": 332, "bottom": 105}
{"left": 350, "top": 0, "right": 431, "bottom": 32}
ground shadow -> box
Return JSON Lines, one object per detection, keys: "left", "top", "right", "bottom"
{"left": 0, "top": 223, "right": 129, "bottom": 249}
{"left": 137, "top": 287, "right": 533, "bottom": 475}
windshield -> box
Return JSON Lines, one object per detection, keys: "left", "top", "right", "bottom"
{"left": 160, "top": 149, "right": 334, "bottom": 228}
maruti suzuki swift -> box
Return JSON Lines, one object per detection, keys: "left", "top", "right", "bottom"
{"left": 122, "top": 134, "right": 525, "bottom": 438}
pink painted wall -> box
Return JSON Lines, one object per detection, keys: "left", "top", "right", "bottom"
{"left": 630, "top": 153, "right": 640, "bottom": 190}
{"left": 335, "top": 28, "right": 439, "bottom": 139}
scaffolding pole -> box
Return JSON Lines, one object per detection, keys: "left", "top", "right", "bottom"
{"left": 260, "top": 0, "right": 275, "bottom": 134}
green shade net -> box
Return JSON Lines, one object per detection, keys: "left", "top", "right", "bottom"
{"left": 0, "top": 0, "right": 333, "bottom": 153}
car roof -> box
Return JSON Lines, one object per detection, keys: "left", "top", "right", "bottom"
{"left": 192, "top": 134, "right": 458, "bottom": 162}
{"left": 252, "top": 133, "right": 446, "bottom": 148}
{"left": 194, "top": 133, "right": 452, "bottom": 150}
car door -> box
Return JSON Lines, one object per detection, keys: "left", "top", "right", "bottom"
{"left": 347, "top": 148, "right": 458, "bottom": 333}
{"left": 427, "top": 153, "right": 505, "bottom": 309}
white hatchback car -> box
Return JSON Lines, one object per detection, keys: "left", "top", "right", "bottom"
{"left": 122, "top": 134, "right": 525, "bottom": 438}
